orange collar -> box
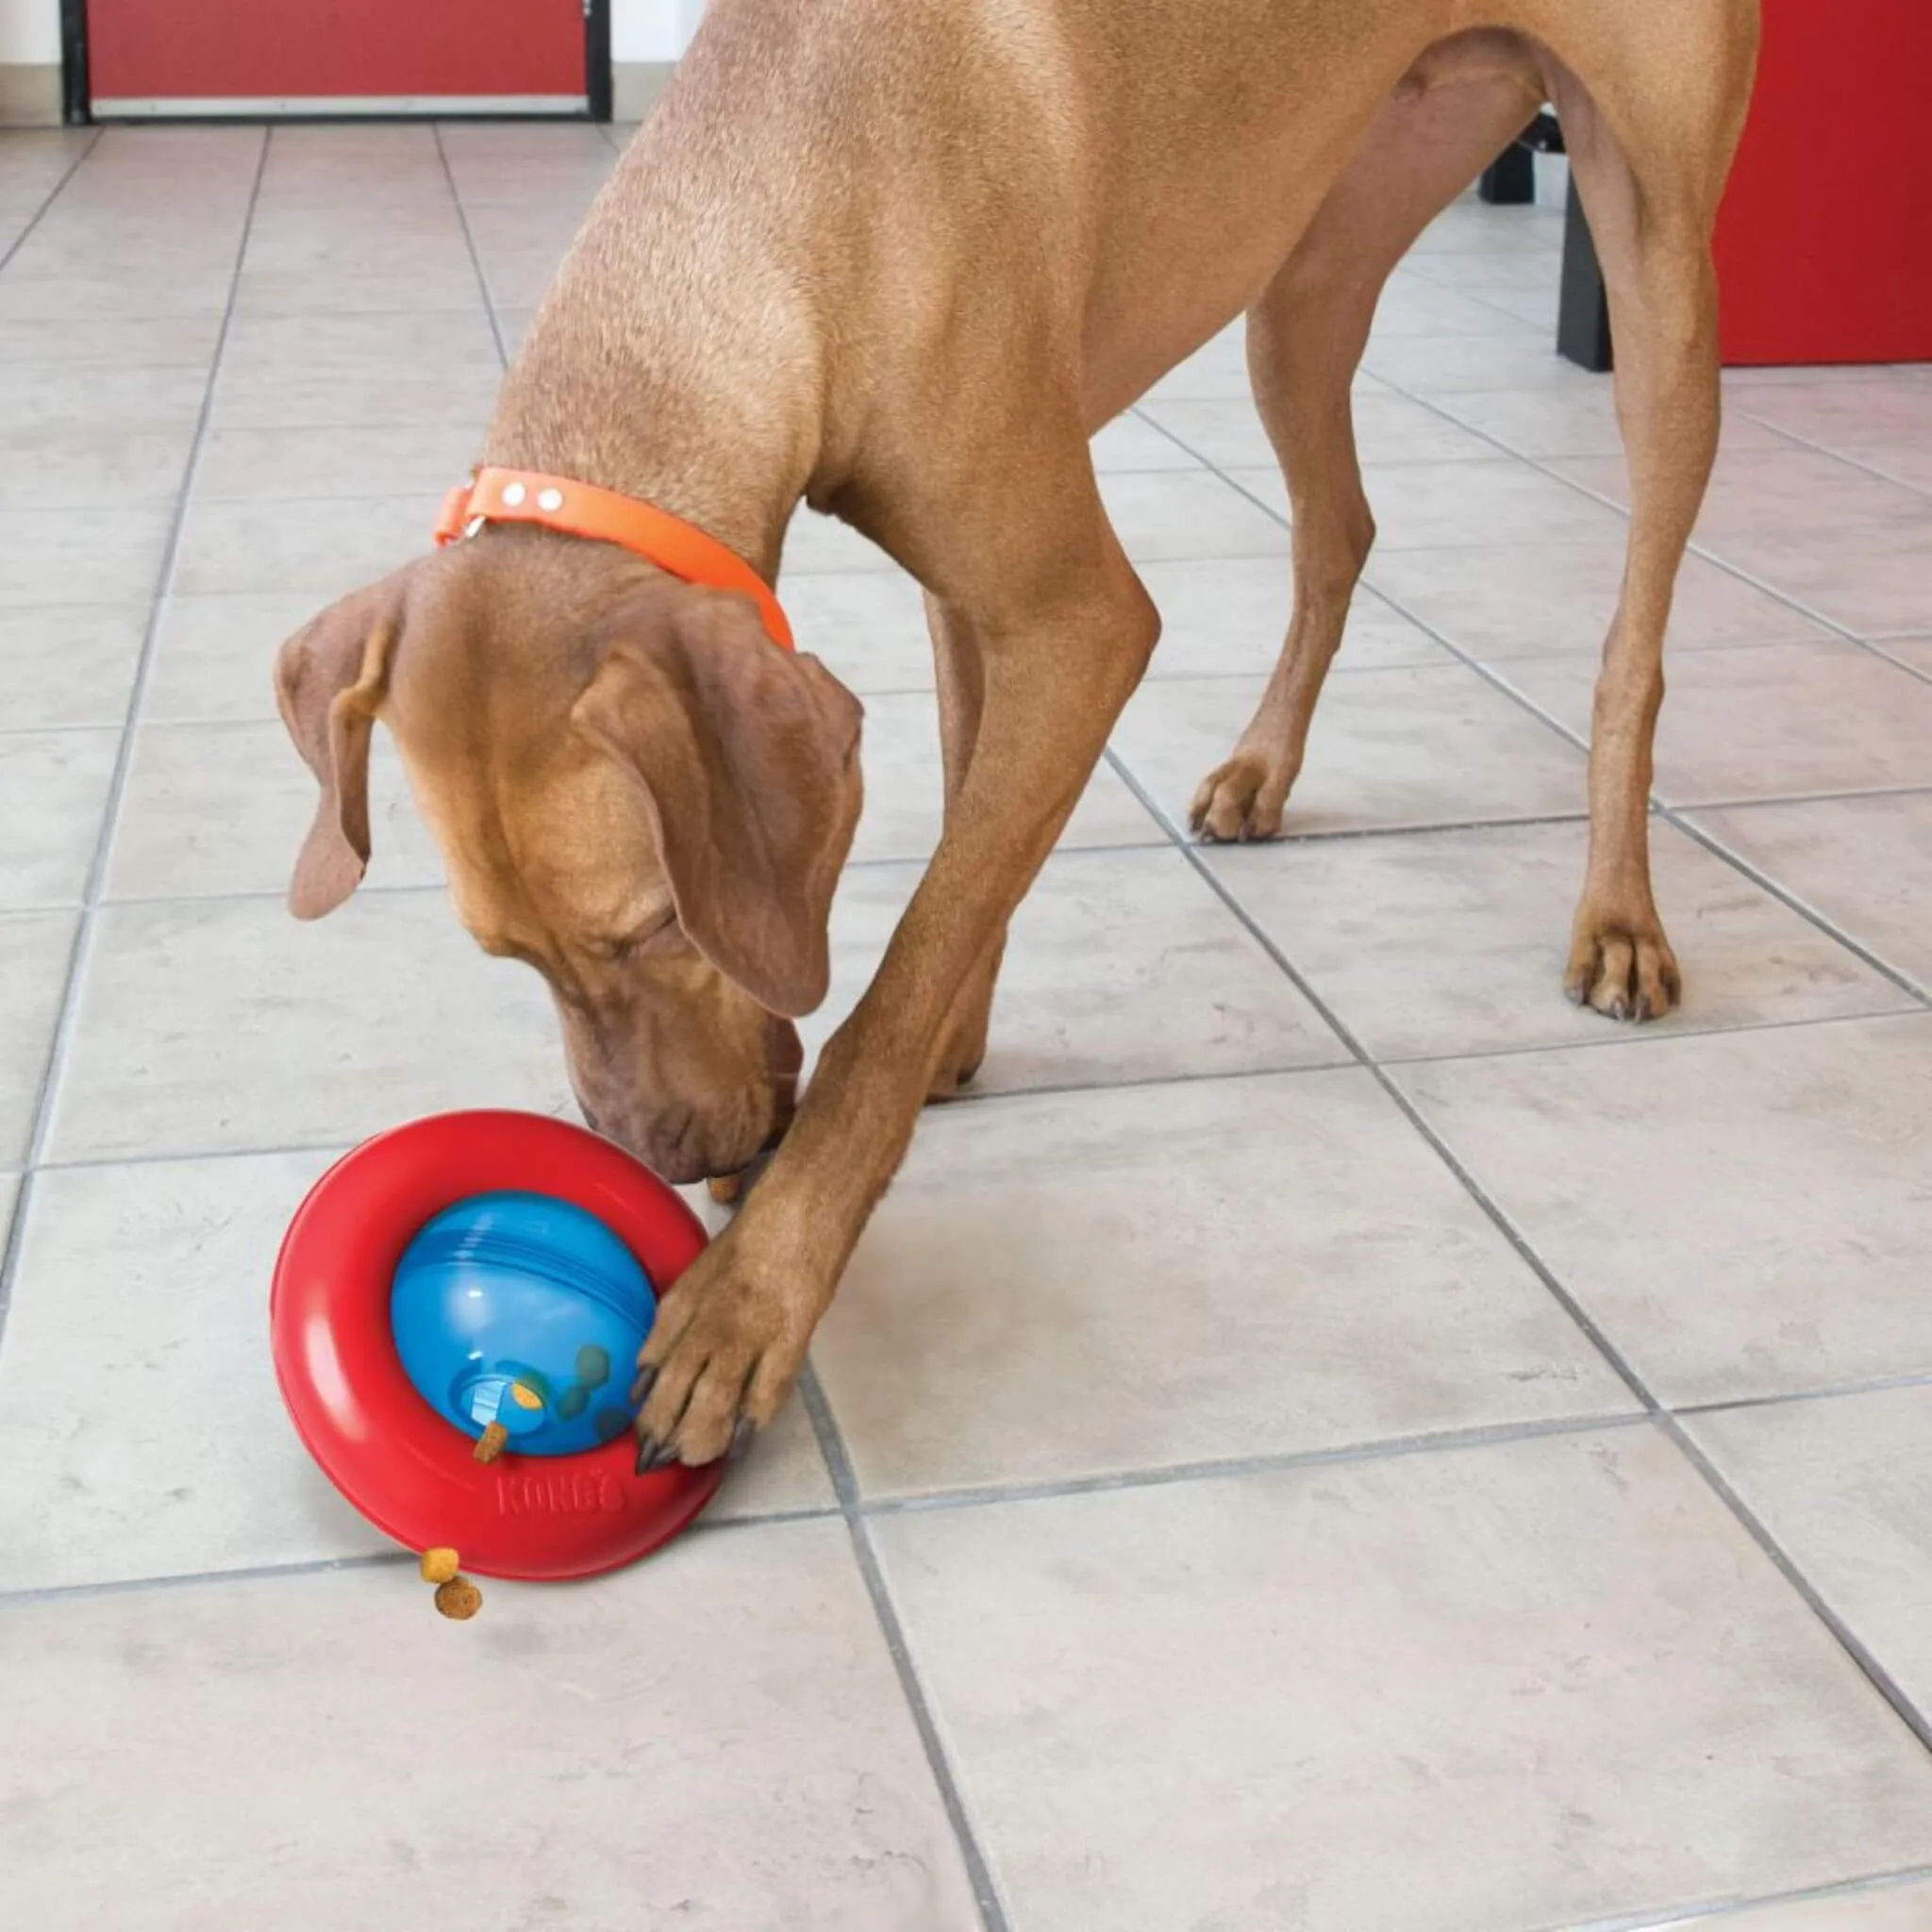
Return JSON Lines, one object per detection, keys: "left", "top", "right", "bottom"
{"left": 434, "top": 466, "right": 794, "bottom": 651}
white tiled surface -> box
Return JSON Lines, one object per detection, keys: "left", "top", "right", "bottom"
{"left": 3, "top": 125, "right": 1931, "bottom": 1932}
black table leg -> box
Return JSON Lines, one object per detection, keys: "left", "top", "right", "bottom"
{"left": 1557, "top": 175, "right": 1613, "bottom": 373}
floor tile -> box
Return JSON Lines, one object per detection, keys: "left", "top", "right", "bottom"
{"left": 0, "top": 911, "right": 75, "bottom": 1166}
{"left": 1693, "top": 524, "right": 1932, "bottom": 639}
{"left": 218, "top": 307, "right": 502, "bottom": 376}
{"left": 1691, "top": 1387, "right": 1932, "bottom": 1724}
{"left": 0, "top": 272, "right": 230, "bottom": 322}
{"left": 782, "top": 505, "right": 901, "bottom": 575}
{"left": 807, "top": 848, "right": 1347, "bottom": 1095}
{"left": 106, "top": 720, "right": 443, "bottom": 900}
{"left": 1207, "top": 818, "right": 1907, "bottom": 1061}
{"left": 1233, "top": 457, "right": 1633, "bottom": 552}
{"left": 1368, "top": 269, "right": 1541, "bottom": 340}
{"left": 0, "top": 314, "right": 220, "bottom": 369}
{"left": 1554, "top": 445, "right": 1932, "bottom": 542}
{"left": 232, "top": 266, "right": 488, "bottom": 316}
{"left": 1140, "top": 323, "right": 1253, "bottom": 403}
{"left": 46, "top": 891, "right": 568, "bottom": 1163}
{"left": 1396, "top": 1014, "right": 1932, "bottom": 1405}
{"left": 1432, "top": 385, "right": 1795, "bottom": 459}
{"left": 1368, "top": 537, "right": 1829, "bottom": 657}
{"left": 0, "top": 1150, "right": 382, "bottom": 1588}
{"left": 481, "top": 244, "right": 571, "bottom": 308}
{"left": 1650, "top": 1883, "right": 1932, "bottom": 1931}
{"left": 495, "top": 304, "right": 537, "bottom": 354}
{"left": 240, "top": 227, "right": 478, "bottom": 286}
{"left": 0, "top": 606, "right": 148, "bottom": 728}
{"left": 142, "top": 591, "right": 320, "bottom": 722}
{"left": 1361, "top": 331, "right": 1603, "bottom": 395}
{"left": 849, "top": 691, "right": 1159, "bottom": 865}
{"left": 1, "top": 419, "right": 199, "bottom": 509}
{"left": 874, "top": 1428, "right": 1932, "bottom": 1931}
{"left": 813, "top": 1071, "right": 1631, "bottom": 1497}
{"left": 0, "top": 505, "right": 171, "bottom": 608}
{"left": 1108, "top": 664, "right": 1585, "bottom": 836}
{"left": 1099, "top": 468, "right": 1290, "bottom": 562}
{"left": 706, "top": 1392, "right": 838, "bottom": 1521}
{"left": 1690, "top": 792, "right": 1932, "bottom": 991}
{"left": 1727, "top": 374, "right": 1932, "bottom": 456}
{"left": 0, "top": 360, "right": 208, "bottom": 438}
{"left": 1091, "top": 411, "right": 1200, "bottom": 472}
{"left": 1500, "top": 643, "right": 1932, "bottom": 806}
{"left": 1140, "top": 558, "right": 1450, "bottom": 676}
{"left": 0, "top": 1524, "right": 980, "bottom": 1930}
{"left": 1836, "top": 442, "right": 1932, "bottom": 495}
{"left": 1140, "top": 391, "right": 1496, "bottom": 468}
{"left": 171, "top": 492, "right": 441, "bottom": 598}
{"left": 193, "top": 421, "right": 483, "bottom": 502}
{"left": 207, "top": 366, "right": 500, "bottom": 431}
{"left": 780, "top": 569, "right": 933, "bottom": 693}
{"left": 0, "top": 729, "right": 118, "bottom": 908}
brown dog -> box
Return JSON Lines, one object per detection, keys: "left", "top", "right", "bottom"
{"left": 276, "top": 0, "right": 1759, "bottom": 1468}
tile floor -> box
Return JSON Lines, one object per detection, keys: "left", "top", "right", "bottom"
{"left": 3, "top": 122, "right": 1932, "bottom": 1932}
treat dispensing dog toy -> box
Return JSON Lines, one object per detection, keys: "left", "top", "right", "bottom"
{"left": 271, "top": 1109, "right": 724, "bottom": 1597}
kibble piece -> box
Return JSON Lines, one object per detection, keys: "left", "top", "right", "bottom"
{"left": 419, "top": 1547, "right": 460, "bottom": 1585}
{"left": 708, "top": 1173, "right": 745, "bottom": 1206}
{"left": 473, "top": 1420, "right": 509, "bottom": 1464}
{"left": 434, "top": 1578, "right": 483, "bottom": 1621}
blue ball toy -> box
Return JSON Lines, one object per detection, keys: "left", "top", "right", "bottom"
{"left": 390, "top": 1190, "right": 656, "bottom": 1458}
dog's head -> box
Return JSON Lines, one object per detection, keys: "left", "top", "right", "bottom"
{"left": 275, "top": 535, "right": 862, "bottom": 1183}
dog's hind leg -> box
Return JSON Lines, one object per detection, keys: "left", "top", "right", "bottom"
{"left": 1191, "top": 46, "right": 1543, "bottom": 842}
{"left": 1539, "top": 15, "right": 1757, "bottom": 1018}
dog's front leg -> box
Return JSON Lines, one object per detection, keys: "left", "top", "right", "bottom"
{"left": 633, "top": 537, "right": 1159, "bottom": 1468}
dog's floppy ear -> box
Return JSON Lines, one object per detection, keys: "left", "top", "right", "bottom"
{"left": 274, "top": 578, "right": 404, "bottom": 920}
{"left": 572, "top": 587, "right": 863, "bottom": 1017}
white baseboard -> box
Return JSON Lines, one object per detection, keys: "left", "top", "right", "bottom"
{"left": 612, "top": 60, "right": 677, "bottom": 123}
{"left": 0, "top": 63, "right": 61, "bottom": 127}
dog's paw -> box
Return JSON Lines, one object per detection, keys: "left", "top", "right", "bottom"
{"left": 630, "top": 1233, "right": 814, "bottom": 1468}
{"left": 1565, "top": 914, "right": 1681, "bottom": 1022}
{"left": 1190, "top": 752, "right": 1296, "bottom": 842}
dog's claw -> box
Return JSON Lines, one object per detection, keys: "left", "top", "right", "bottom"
{"left": 630, "top": 1365, "right": 658, "bottom": 1409}
{"left": 727, "top": 1416, "right": 758, "bottom": 1463}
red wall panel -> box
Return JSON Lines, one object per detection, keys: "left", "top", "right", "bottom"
{"left": 88, "top": 0, "right": 586, "bottom": 104}
{"left": 1714, "top": 0, "right": 1932, "bottom": 365}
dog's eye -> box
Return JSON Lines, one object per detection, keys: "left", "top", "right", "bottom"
{"left": 587, "top": 918, "right": 676, "bottom": 964}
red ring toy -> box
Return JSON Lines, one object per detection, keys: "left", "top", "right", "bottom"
{"left": 272, "top": 1109, "right": 723, "bottom": 1581}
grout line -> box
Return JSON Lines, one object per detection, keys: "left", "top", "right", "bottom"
{"left": 433, "top": 122, "right": 512, "bottom": 374}
{"left": 0, "top": 128, "right": 273, "bottom": 1358}
{"left": 25, "top": 1001, "right": 1932, "bottom": 1185}
{"left": 1727, "top": 405, "right": 1932, "bottom": 508}
{"left": 1555, "top": 1861, "right": 1932, "bottom": 1932}
{"left": 1372, "top": 1000, "right": 1932, "bottom": 1073}
{"left": 798, "top": 1366, "right": 1014, "bottom": 1932}
{"left": 1377, "top": 370, "right": 1932, "bottom": 690}
{"left": 855, "top": 1410, "right": 1649, "bottom": 1522}
{"left": 0, "top": 1501, "right": 845, "bottom": 1611}
{"left": 1676, "top": 1369, "right": 1932, "bottom": 1420}
{"left": 1100, "top": 743, "right": 1932, "bottom": 1768}
{"left": 1664, "top": 1415, "right": 1932, "bottom": 1757}
{"left": 0, "top": 127, "right": 107, "bottom": 277}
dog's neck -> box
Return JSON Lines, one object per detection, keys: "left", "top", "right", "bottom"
{"left": 483, "top": 116, "right": 830, "bottom": 588}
